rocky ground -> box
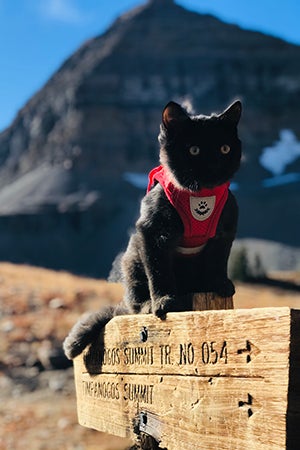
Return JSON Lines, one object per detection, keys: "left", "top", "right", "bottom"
{"left": 0, "top": 263, "right": 299, "bottom": 449}
{"left": 0, "top": 263, "right": 131, "bottom": 450}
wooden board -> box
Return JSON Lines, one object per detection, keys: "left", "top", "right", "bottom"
{"left": 73, "top": 307, "right": 300, "bottom": 449}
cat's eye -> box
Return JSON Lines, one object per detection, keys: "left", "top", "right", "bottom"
{"left": 189, "top": 146, "right": 200, "bottom": 156}
{"left": 220, "top": 144, "right": 231, "bottom": 154}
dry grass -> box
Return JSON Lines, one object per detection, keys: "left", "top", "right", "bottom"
{"left": 0, "top": 263, "right": 123, "bottom": 364}
{"left": 235, "top": 281, "right": 300, "bottom": 309}
{"left": 0, "top": 262, "right": 299, "bottom": 450}
{"left": 0, "top": 390, "right": 131, "bottom": 450}
{"left": 0, "top": 263, "right": 130, "bottom": 450}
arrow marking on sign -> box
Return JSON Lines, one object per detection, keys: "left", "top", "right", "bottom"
{"left": 237, "top": 340, "right": 261, "bottom": 363}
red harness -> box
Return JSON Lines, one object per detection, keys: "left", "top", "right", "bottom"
{"left": 147, "top": 165, "right": 229, "bottom": 255}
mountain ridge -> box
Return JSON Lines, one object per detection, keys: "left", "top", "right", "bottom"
{"left": 0, "top": 0, "right": 300, "bottom": 276}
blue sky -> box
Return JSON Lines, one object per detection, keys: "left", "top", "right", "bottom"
{"left": 1, "top": 0, "right": 300, "bottom": 132}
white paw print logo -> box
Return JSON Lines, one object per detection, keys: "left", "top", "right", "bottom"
{"left": 194, "top": 200, "right": 210, "bottom": 217}
{"left": 190, "top": 196, "right": 216, "bottom": 221}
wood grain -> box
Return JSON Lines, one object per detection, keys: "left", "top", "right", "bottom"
{"left": 193, "top": 292, "right": 233, "bottom": 310}
{"left": 73, "top": 307, "right": 300, "bottom": 449}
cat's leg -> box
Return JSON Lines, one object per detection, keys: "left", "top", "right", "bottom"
{"left": 63, "top": 304, "right": 116, "bottom": 359}
{"left": 201, "top": 191, "right": 238, "bottom": 298}
{"left": 123, "top": 231, "right": 177, "bottom": 317}
{"left": 201, "top": 237, "right": 235, "bottom": 298}
{"left": 132, "top": 187, "right": 183, "bottom": 317}
{"left": 137, "top": 231, "right": 179, "bottom": 317}
{"left": 122, "top": 237, "right": 152, "bottom": 314}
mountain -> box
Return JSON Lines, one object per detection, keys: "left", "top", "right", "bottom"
{"left": 0, "top": 0, "right": 300, "bottom": 276}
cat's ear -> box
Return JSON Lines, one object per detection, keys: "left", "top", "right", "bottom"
{"left": 162, "top": 102, "right": 190, "bottom": 128}
{"left": 220, "top": 100, "right": 242, "bottom": 125}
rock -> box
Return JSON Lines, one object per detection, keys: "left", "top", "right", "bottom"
{"left": 48, "top": 297, "right": 65, "bottom": 309}
{"left": 1, "top": 320, "right": 15, "bottom": 332}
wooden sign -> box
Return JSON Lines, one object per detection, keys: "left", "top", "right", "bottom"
{"left": 73, "top": 307, "right": 300, "bottom": 449}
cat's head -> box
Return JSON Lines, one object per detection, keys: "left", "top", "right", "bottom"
{"left": 158, "top": 100, "right": 242, "bottom": 191}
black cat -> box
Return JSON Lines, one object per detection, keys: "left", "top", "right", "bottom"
{"left": 63, "top": 100, "right": 242, "bottom": 360}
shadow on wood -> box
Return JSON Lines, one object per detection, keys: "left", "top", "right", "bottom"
{"left": 129, "top": 433, "right": 167, "bottom": 450}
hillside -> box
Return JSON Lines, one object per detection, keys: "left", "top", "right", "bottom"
{"left": 0, "top": 263, "right": 299, "bottom": 449}
{"left": 0, "top": 0, "right": 300, "bottom": 276}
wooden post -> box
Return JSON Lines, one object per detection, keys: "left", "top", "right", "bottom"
{"left": 193, "top": 292, "right": 233, "bottom": 311}
{"left": 131, "top": 293, "right": 233, "bottom": 449}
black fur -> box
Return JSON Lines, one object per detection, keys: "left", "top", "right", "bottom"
{"left": 63, "top": 100, "right": 242, "bottom": 360}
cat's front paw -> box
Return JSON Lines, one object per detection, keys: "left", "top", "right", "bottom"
{"left": 152, "top": 295, "right": 175, "bottom": 319}
{"left": 215, "top": 278, "right": 235, "bottom": 298}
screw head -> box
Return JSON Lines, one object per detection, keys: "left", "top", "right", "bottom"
{"left": 140, "top": 412, "right": 147, "bottom": 426}
{"left": 140, "top": 326, "right": 148, "bottom": 342}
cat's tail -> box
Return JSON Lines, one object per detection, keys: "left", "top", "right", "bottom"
{"left": 63, "top": 305, "right": 116, "bottom": 360}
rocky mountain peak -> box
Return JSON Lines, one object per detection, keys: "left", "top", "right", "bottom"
{"left": 148, "top": 0, "right": 174, "bottom": 3}
{"left": 0, "top": 1, "right": 300, "bottom": 276}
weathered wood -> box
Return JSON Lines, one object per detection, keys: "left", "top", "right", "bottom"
{"left": 128, "top": 293, "right": 233, "bottom": 449}
{"left": 73, "top": 306, "right": 300, "bottom": 449}
{"left": 193, "top": 292, "right": 233, "bottom": 310}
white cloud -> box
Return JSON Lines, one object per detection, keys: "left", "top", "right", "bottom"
{"left": 41, "top": 0, "right": 85, "bottom": 24}
{"left": 259, "top": 129, "right": 300, "bottom": 176}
